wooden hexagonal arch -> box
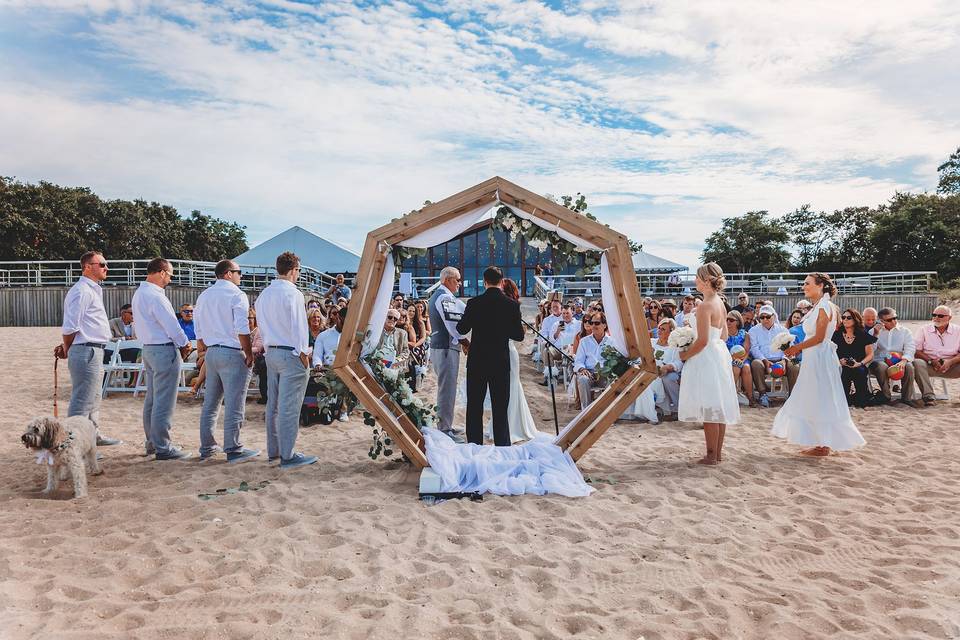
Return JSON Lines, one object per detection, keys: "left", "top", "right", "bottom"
{"left": 332, "top": 177, "right": 657, "bottom": 469}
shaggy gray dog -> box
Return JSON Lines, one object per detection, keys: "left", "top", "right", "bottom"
{"left": 21, "top": 416, "right": 101, "bottom": 498}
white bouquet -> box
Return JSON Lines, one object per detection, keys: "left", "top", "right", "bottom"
{"left": 668, "top": 326, "right": 696, "bottom": 350}
{"left": 771, "top": 332, "right": 796, "bottom": 353}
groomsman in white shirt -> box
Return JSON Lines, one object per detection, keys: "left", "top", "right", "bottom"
{"left": 194, "top": 260, "right": 261, "bottom": 462}
{"left": 54, "top": 251, "right": 122, "bottom": 446}
{"left": 132, "top": 258, "right": 193, "bottom": 460}
{"left": 255, "top": 252, "right": 317, "bottom": 469}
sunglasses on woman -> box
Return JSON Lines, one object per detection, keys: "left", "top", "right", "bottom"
{"left": 841, "top": 315, "right": 853, "bottom": 320}
{"left": 589, "top": 321, "right": 604, "bottom": 325}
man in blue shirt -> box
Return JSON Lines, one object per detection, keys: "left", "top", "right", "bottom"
{"left": 178, "top": 303, "right": 196, "bottom": 341}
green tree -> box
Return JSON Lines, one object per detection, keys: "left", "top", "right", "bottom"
{"left": 558, "top": 192, "right": 643, "bottom": 253}
{"left": 701, "top": 210, "right": 791, "bottom": 272}
{"left": 868, "top": 192, "right": 960, "bottom": 281}
{"left": 784, "top": 205, "right": 878, "bottom": 271}
{"left": 0, "top": 177, "right": 247, "bottom": 262}
{"left": 937, "top": 146, "right": 960, "bottom": 195}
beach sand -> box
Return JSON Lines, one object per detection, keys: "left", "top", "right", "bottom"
{"left": 1, "top": 324, "right": 959, "bottom": 639}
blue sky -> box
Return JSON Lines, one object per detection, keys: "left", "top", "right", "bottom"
{"left": 1, "top": 0, "right": 958, "bottom": 269}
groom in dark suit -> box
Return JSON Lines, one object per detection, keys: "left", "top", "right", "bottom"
{"left": 456, "top": 266, "right": 525, "bottom": 446}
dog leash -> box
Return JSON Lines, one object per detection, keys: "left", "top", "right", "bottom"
{"left": 53, "top": 356, "right": 59, "bottom": 418}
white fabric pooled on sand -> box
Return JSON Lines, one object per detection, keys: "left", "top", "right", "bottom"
{"left": 422, "top": 428, "right": 594, "bottom": 497}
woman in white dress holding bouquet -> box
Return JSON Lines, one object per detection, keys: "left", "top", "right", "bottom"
{"left": 771, "top": 273, "right": 865, "bottom": 456}
{"left": 678, "top": 263, "right": 741, "bottom": 465}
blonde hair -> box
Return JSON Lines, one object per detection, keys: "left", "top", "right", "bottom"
{"left": 696, "top": 262, "right": 726, "bottom": 292}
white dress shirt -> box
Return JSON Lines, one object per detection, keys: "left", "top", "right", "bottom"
{"left": 574, "top": 334, "right": 612, "bottom": 372}
{"left": 61, "top": 276, "right": 111, "bottom": 344}
{"left": 651, "top": 338, "right": 683, "bottom": 372}
{"left": 254, "top": 279, "right": 310, "bottom": 356}
{"left": 132, "top": 281, "right": 190, "bottom": 347}
{"left": 748, "top": 323, "right": 788, "bottom": 361}
{"left": 312, "top": 327, "right": 341, "bottom": 367}
{"left": 194, "top": 279, "right": 250, "bottom": 350}
{"left": 876, "top": 323, "right": 916, "bottom": 362}
{"left": 540, "top": 313, "right": 562, "bottom": 341}
{"left": 552, "top": 319, "right": 581, "bottom": 349}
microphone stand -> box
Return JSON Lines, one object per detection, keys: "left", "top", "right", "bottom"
{"left": 521, "top": 319, "right": 574, "bottom": 435}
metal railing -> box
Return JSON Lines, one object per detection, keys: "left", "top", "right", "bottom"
{"left": 536, "top": 271, "right": 935, "bottom": 298}
{"left": 0, "top": 259, "right": 339, "bottom": 294}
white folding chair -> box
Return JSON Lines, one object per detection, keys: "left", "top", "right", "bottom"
{"left": 102, "top": 340, "right": 143, "bottom": 397}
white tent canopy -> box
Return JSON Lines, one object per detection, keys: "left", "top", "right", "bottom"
{"left": 234, "top": 226, "right": 361, "bottom": 273}
{"left": 631, "top": 249, "right": 686, "bottom": 273}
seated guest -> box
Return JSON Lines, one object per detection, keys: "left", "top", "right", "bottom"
{"left": 870, "top": 307, "right": 917, "bottom": 405}
{"left": 110, "top": 304, "right": 136, "bottom": 339}
{"left": 108, "top": 303, "right": 140, "bottom": 364}
{"left": 178, "top": 303, "right": 196, "bottom": 341}
{"left": 574, "top": 312, "right": 612, "bottom": 410}
{"left": 551, "top": 305, "right": 580, "bottom": 350}
{"left": 307, "top": 308, "right": 326, "bottom": 347}
{"left": 324, "top": 274, "right": 352, "bottom": 305}
{"left": 391, "top": 293, "right": 405, "bottom": 310}
{"left": 675, "top": 295, "right": 695, "bottom": 327}
{"left": 862, "top": 307, "right": 880, "bottom": 337}
{"left": 913, "top": 305, "right": 960, "bottom": 407}
{"left": 785, "top": 309, "right": 805, "bottom": 363}
{"left": 642, "top": 297, "right": 652, "bottom": 317}
{"left": 741, "top": 307, "right": 756, "bottom": 331}
{"left": 571, "top": 311, "right": 593, "bottom": 356}
{"left": 539, "top": 299, "right": 564, "bottom": 379}
{"left": 652, "top": 318, "right": 683, "bottom": 416}
{"left": 307, "top": 299, "right": 321, "bottom": 311}
{"left": 832, "top": 308, "right": 877, "bottom": 408}
{"left": 749, "top": 305, "right": 799, "bottom": 407}
{"left": 308, "top": 307, "right": 348, "bottom": 421}
{"left": 377, "top": 309, "right": 409, "bottom": 370}
{"left": 796, "top": 299, "right": 813, "bottom": 316}
{"left": 646, "top": 301, "right": 664, "bottom": 338}
{"left": 249, "top": 308, "right": 267, "bottom": 404}
{"left": 572, "top": 298, "right": 585, "bottom": 321}
{"left": 661, "top": 299, "right": 677, "bottom": 320}
{"left": 732, "top": 293, "right": 750, "bottom": 314}
{"left": 725, "top": 310, "right": 755, "bottom": 407}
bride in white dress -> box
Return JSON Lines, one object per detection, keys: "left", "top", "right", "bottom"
{"left": 771, "top": 273, "right": 865, "bottom": 456}
{"left": 484, "top": 279, "right": 539, "bottom": 443}
{"left": 678, "top": 263, "right": 741, "bottom": 465}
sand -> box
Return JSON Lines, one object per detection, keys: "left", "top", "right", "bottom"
{"left": 1, "top": 323, "right": 959, "bottom": 640}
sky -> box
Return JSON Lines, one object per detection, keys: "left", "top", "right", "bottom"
{"left": 1, "top": 0, "right": 959, "bottom": 269}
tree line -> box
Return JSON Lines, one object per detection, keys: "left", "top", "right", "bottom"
{"left": 0, "top": 177, "right": 248, "bottom": 263}
{"left": 702, "top": 147, "right": 960, "bottom": 284}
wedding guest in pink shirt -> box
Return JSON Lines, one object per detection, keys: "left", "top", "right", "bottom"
{"left": 913, "top": 305, "right": 960, "bottom": 406}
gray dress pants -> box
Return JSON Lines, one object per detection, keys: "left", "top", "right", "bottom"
{"left": 265, "top": 349, "right": 309, "bottom": 461}
{"left": 200, "top": 346, "right": 252, "bottom": 457}
{"left": 67, "top": 344, "right": 104, "bottom": 428}
{"left": 142, "top": 344, "right": 182, "bottom": 456}
{"left": 432, "top": 348, "right": 460, "bottom": 432}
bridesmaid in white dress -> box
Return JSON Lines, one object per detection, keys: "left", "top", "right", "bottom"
{"left": 772, "top": 273, "right": 865, "bottom": 456}
{"left": 678, "top": 263, "right": 741, "bottom": 465}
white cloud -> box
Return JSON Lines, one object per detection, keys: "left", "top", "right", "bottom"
{"left": 0, "top": 0, "right": 957, "bottom": 264}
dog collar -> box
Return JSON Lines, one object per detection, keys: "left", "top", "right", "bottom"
{"left": 35, "top": 431, "right": 74, "bottom": 466}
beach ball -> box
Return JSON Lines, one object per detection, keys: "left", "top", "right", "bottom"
{"left": 770, "top": 362, "right": 786, "bottom": 377}
{"left": 887, "top": 362, "right": 905, "bottom": 381}
{"left": 730, "top": 345, "right": 746, "bottom": 361}
{"left": 885, "top": 352, "right": 902, "bottom": 366}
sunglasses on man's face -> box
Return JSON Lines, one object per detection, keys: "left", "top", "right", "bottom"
{"left": 881, "top": 316, "right": 897, "bottom": 323}
{"left": 93, "top": 262, "right": 108, "bottom": 269}
{"left": 932, "top": 313, "right": 949, "bottom": 319}
{"left": 759, "top": 314, "right": 772, "bottom": 320}
{"left": 182, "top": 309, "right": 193, "bottom": 314}
{"left": 229, "top": 269, "right": 242, "bottom": 275}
